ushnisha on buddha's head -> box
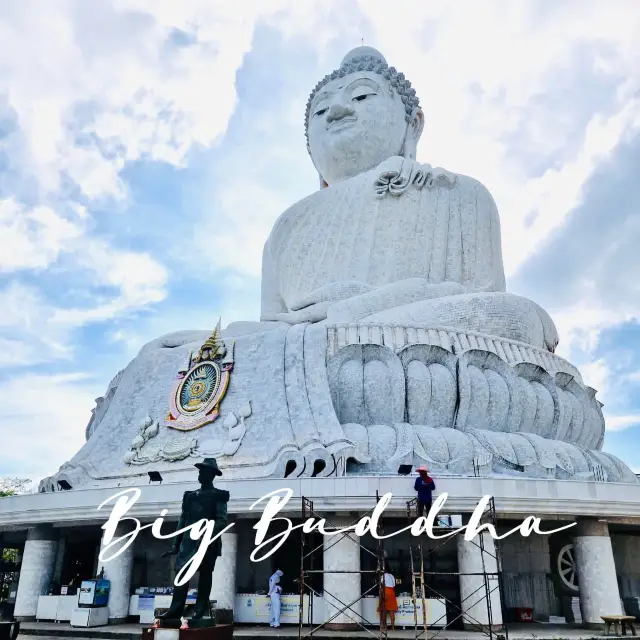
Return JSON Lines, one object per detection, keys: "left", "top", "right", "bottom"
{"left": 305, "top": 46, "right": 424, "bottom": 186}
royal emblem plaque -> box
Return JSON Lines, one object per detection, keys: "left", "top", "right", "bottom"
{"left": 165, "top": 320, "right": 234, "bottom": 432}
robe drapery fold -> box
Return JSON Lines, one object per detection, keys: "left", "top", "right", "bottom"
{"left": 261, "top": 158, "right": 506, "bottom": 316}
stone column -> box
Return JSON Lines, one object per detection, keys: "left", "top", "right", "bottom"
{"left": 323, "top": 517, "right": 362, "bottom": 630}
{"left": 573, "top": 519, "right": 622, "bottom": 626}
{"left": 97, "top": 524, "right": 135, "bottom": 624}
{"left": 457, "top": 533, "right": 503, "bottom": 630}
{"left": 53, "top": 535, "right": 66, "bottom": 585}
{"left": 14, "top": 525, "right": 58, "bottom": 621}
{"left": 209, "top": 530, "right": 237, "bottom": 622}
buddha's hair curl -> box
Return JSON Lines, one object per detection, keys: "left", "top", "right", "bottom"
{"left": 305, "top": 54, "right": 420, "bottom": 146}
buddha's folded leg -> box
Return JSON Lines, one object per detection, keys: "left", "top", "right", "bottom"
{"left": 359, "top": 292, "right": 559, "bottom": 351}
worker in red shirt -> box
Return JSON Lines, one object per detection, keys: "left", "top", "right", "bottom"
{"left": 414, "top": 466, "right": 435, "bottom": 517}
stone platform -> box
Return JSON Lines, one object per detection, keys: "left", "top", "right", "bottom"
{"left": 141, "top": 624, "right": 232, "bottom": 640}
{"left": 15, "top": 622, "right": 616, "bottom": 639}
{"left": 16, "top": 621, "right": 142, "bottom": 638}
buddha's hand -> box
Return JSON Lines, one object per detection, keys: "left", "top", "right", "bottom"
{"left": 261, "top": 281, "right": 376, "bottom": 325}
{"left": 261, "top": 301, "right": 331, "bottom": 325}
{"left": 289, "top": 281, "right": 375, "bottom": 310}
{"left": 326, "top": 279, "right": 466, "bottom": 323}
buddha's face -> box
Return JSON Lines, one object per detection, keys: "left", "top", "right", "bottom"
{"left": 307, "top": 71, "right": 409, "bottom": 184}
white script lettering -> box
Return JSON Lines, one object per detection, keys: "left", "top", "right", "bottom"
{"left": 96, "top": 488, "right": 576, "bottom": 583}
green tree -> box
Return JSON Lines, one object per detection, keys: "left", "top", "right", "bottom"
{"left": 0, "top": 478, "right": 31, "bottom": 497}
{"left": 1, "top": 548, "right": 17, "bottom": 563}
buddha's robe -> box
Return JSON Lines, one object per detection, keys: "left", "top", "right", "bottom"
{"left": 261, "top": 157, "right": 557, "bottom": 351}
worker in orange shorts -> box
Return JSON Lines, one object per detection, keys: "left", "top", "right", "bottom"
{"left": 378, "top": 566, "right": 398, "bottom": 631}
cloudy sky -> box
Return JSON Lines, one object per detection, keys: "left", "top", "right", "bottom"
{"left": 1, "top": 0, "right": 639, "bottom": 484}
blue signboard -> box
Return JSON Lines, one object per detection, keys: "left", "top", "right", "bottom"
{"left": 78, "top": 579, "right": 110, "bottom": 607}
{"left": 94, "top": 579, "right": 110, "bottom": 607}
{"left": 138, "top": 594, "right": 155, "bottom": 611}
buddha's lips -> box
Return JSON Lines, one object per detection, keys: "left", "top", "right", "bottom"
{"left": 326, "top": 117, "right": 357, "bottom": 131}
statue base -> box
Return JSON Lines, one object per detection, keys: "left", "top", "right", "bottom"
{"left": 142, "top": 624, "right": 232, "bottom": 640}
{"left": 153, "top": 618, "right": 216, "bottom": 629}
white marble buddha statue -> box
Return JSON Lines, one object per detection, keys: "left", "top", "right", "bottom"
{"left": 42, "top": 46, "right": 637, "bottom": 490}
{"left": 257, "top": 46, "right": 558, "bottom": 353}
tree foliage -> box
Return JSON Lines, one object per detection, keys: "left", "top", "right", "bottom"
{"left": 0, "top": 477, "right": 32, "bottom": 497}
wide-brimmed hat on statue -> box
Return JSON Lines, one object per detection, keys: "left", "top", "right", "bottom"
{"left": 195, "top": 458, "right": 223, "bottom": 476}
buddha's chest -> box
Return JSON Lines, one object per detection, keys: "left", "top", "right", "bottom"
{"left": 271, "top": 173, "right": 443, "bottom": 304}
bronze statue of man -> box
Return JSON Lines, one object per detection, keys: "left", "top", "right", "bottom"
{"left": 160, "top": 458, "right": 229, "bottom": 620}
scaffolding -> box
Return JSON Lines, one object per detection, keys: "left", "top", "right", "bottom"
{"left": 298, "top": 492, "right": 389, "bottom": 639}
{"left": 405, "top": 496, "right": 509, "bottom": 640}
{"left": 297, "top": 493, "right": 509, "bottom": 640}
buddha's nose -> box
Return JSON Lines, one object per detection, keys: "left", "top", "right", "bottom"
{"left": 326, "top": 102, "right": 355, "bottom": 123}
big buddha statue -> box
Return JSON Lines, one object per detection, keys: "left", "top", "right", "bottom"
{"left": 41, "top": 47, "right": 636, "bottom": 491}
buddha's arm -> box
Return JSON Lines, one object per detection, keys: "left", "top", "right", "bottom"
{"left": 260, "top": 239, "right": 288, "bottom": 320}
{"left": 467, "top": 180, "right": 507, "bottom": 293}
{"left": 261, "top": 279, "right": 465, "bottom": 325}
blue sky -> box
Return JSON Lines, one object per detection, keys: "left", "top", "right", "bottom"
{"left": 0, "top": 0, "right": 639, "bottom": 482}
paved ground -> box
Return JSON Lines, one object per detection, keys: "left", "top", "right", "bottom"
{"left": 234, "top": 625, "right": 608, "bottom": 639}
{"left": 15, "top": 622, "right": 615, "bottom": 639}
{"left": 17, "top": 620, "right": 141, "bottom": 639}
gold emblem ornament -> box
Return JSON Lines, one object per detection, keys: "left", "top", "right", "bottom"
{"left": 165, "top": 319, "right": 235, "bottom": 432}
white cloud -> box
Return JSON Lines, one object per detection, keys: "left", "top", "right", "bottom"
{"left": 1, "top": 0, "right": 640, "bottom": 474}
{"left": 578, "top": 359, "right": 609, "bottom": 396}
{"left": 505, "top": 101, "right": 640, "bottom": 274}
{"left": 0, "top": 372, "right": 102, "bottom": 479}
{"left": 357, "top": 0, "right": 640, "bottom": 275}
{"left": 606, "top": 415, "right": 640, "bottom": 432}
{"left": 0, "top": 240, "right": 168, "bottom": 367}
{"left": 553, "top": 303, "right": 640, "bottom": 361}
{"left": 0, "top": 0, "right": 322, "bottom": 202}
{"left": 51, "top": 240, "right": 169, "bottom": 325}
{"left": 0, "top": 1, "right": 348, "bottom": 369}
{"left": 0, "top": 282, "right": 72, "bottom": 366}
{"left": 0, "top": 198, "right": 83, "bottom": 272}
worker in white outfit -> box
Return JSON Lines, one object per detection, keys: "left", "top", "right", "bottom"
{"left": 268, "top": 569, "right": 284, "bottom": 628}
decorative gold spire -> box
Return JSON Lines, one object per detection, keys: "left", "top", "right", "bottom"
{"left": 199, "top": 318, "right": 225, "bottom": 360}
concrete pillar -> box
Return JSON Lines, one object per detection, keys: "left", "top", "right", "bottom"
{"left": 457, "top": 533, "right": 503, "bottom": 630}
{"left": 53, "top": 535, "right": 66, "bottom": 585}
{"left": 323, "top": 516, "right": 362, "bottom": 630}
{"left": 98, "top": 524, "right": 135, "bottom": 624}
{"left": 573, "top": 519, "right": 622, "bottom": 625}
{"left": 209, "top": 530, "right": 237, "bottom": 619}
{"left": 14, "top": 525, "right": 58, "bottom": 620}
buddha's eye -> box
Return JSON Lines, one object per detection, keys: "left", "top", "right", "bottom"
{"left": 314, "top": 107, "right": 327, "bottom": 117}
{"left": 353, "top": 92, "right": 375, "bottom": 102}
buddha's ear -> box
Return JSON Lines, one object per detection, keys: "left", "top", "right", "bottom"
{"left": 402, "top": 107, "right": 424, "bottom": 161}
{"left": 319, "top": 172, "right": 328, "bottom": 189}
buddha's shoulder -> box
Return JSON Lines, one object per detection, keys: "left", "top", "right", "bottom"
{"left": 368, "top": 157, "right": 496, "bottom": 202}
{"left": 267, "top": 180, "right": 359, "bottom": 239}
{"left": 406, "top": 162, "right": 499, "bottom": 210}
{"left": 269, "top": 166, "right": 382, "bottom": 231}
{"left": 447, "top": 169, "right": 491, "bottom": 191}
{"left": 267, "top": 162, "right": 497, "bottom": 241}
{"left": 406, "top": 161, "right": 496, "bottom": 199}
{"left": 446, "top": 169, "right": 497, "bottom": 202}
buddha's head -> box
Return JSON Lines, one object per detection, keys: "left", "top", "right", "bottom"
{"left": 305, "top": 47, "right": 424, "bottom": 187}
